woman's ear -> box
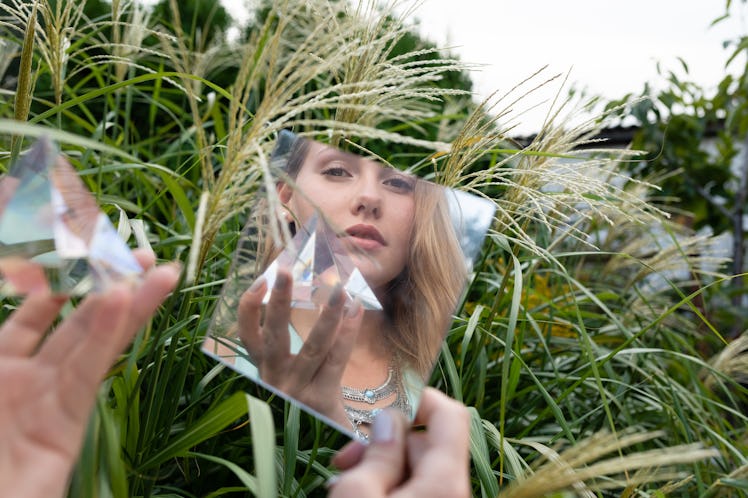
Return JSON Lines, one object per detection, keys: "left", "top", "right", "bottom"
{"left": 277, "top": 181, "right": 293, "bottom": 204}
{"left": 276, "top": 182, "right": 295, "bottom": 224}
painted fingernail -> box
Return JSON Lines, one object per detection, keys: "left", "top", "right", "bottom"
{"left": 274, "top": 272, "right": 290, "bottom": 291}
{"left": 371, "top": 409, "right": 396, "bottom": 444}
{"left": 327, "top": 283, "right": 343, "bottom": 306}
{"left": 345, "top": 298, "right": 361, "bottom": 318}
{"left": 249, "top": 276, "right": 266, "bottom": 293}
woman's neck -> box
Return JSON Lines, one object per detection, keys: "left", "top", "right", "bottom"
{"left": 354, "top": 310, "right": 391, "bottom": 353}
{"left": 340, "top": 310, "right": 391, "bottom": 382}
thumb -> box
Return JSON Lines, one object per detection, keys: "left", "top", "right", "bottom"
{"left": 328, "top": 409, "right": 408, "bottom": 498}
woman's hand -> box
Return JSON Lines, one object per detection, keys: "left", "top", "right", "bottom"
{"left": 0, "top": 252, "right": 180, "bottom": 498}
{"left": 238, "top": 269, "right": 363, "bottom": 426}
{"left": 328, "top": 387, "right": 471, "bottom": 498}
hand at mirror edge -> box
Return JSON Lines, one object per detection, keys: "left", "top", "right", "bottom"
{"left": 238, "top": 269, "right": 364, "bottom": 429}
{"left": 0, "top": 250, "right": 180, "bottom": 498}
{"left": 328, "top": 387, "right": 471, "bottom": 498}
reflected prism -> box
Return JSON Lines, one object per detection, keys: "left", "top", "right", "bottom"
{"left": 258, "top": 214, "right": 382, "bottom": 310}
{"left": 0, "top": 137, "right": 143, "bottom": 295}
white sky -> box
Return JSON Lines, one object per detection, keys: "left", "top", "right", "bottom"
{"left": 222, "top": 0, "right": 747, "bottom": 135}
{"left": 402, "top": 0, "right": 747, "bottom": 134}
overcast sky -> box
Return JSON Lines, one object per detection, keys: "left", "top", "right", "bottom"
{"left": 402, "top": 1, "right": 747, "bottom": 134}
{"left": 221, "top": 1, "right": 746, "bottom": 134}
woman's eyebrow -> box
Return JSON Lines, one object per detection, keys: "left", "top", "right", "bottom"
{"left": 379, "top": 167, "right": 416, "bottom": 182}
{"left": 314, "top": 147, "right": 356, "bottom": 164}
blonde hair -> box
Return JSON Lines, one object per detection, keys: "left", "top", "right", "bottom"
{"left": 387, "top": 179, "right": 466, "bottom": 377}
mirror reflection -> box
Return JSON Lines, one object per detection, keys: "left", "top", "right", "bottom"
{"left": 203, "top": 131, "right": 495, "bottom": 439}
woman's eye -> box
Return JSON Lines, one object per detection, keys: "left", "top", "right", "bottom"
{"left": 384, "top": 176, "right": 415, "bottom": 192}
{"left": 322, "top": 166, "right": 351, "bottom": 178}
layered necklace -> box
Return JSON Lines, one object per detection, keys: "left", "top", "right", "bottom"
{"left": 341, "top": 361, "right": 411, "bottom": 440}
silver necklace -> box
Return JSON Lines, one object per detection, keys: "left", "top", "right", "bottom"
{"left": 341, "top": 363, "right": 412, "bottom": 439}
{"left": 341, "top": 366, "right": 398, "bottom": 404}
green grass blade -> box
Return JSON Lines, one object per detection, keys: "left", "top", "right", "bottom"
{"left": 248, "top": 394, "right": 278, "bottom": 498}
{"left": 137, "top": 391, "right": 249, "bottom": 470}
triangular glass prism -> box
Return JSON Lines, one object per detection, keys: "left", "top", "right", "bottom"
{"left": 0, "top": 137, "right": 143, "bottom": 295}
{"left": 258, "top": 214, "right": 382, "bottom": 311}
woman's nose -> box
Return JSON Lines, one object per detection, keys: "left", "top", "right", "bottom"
{"left": 351, "top": 183, "right": 382, "bottom": 218}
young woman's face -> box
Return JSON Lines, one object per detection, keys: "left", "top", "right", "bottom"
{"left": 280, "top": 141, "right": 416, "bottom": 291}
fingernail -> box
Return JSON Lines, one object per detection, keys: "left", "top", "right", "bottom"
{"left": 162, "top": 262, "right": 183, "bottom": 279}
{"left": 166, "top": 261, "right": 183, "bottom": 272}
{"left": 345, "top": 298, "right": 361, "bottom": 318}
{"left": 371, "top": 410, "right": 396, "bottom": 444}
{"left": 51, "top": 293, "right": 70, "bottom": 304}
{"left": 327, "top": 283, "right": 343, "bottom": 306}
{"left": 274, "top": 272, "right": 290, "bottom": 291}
{"left": 325, "top": 475, "right": 340, "bottom": 489}
{"left": 249, "top": 276, "right": 266, "bottom": 293}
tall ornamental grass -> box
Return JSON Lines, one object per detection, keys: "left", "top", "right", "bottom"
{"left": 0, "top": 0, "right": 745, "bottom": 496}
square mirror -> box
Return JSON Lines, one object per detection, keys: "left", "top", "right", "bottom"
{"left": 203, "top": 131, "right": 495, "bottom": 440}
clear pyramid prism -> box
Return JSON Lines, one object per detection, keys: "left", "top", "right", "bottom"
{"left": 259, "top": 214, "right": 382, "bottom": 311}
{"left": 0, "top": 137, "right": 143, "bottom": 295}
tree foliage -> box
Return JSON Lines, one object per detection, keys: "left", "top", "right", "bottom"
{"left": 606, "top": 4, "right": 748, "bottom": 339}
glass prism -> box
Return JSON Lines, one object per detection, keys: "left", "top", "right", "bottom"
{"left": 0, "top": 137, "right": 143, "bottom": 295}
{"left": 259, "top": 214, "right": 382, "bottom": 311}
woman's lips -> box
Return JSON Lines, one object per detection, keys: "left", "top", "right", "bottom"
{"left": 345, "top": 224, "right": 386, "bottom": 250}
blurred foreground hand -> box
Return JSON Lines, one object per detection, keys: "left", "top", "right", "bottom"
{"left": 0, "top": 251, "right": 179, "bottom": 498}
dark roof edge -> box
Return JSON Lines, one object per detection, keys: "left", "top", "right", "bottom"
{"left": 513, "top": 120, "right": 724, "bottom": 149}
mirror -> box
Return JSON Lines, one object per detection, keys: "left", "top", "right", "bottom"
{"left": 203, "top": 131, "right": 495, "bottom": 440}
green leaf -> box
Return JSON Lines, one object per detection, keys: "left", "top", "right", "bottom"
{"left": 468, "top": 408, "right": 500, "bottom": 497}
{"left": 137, "top": 391, "right": 249, "bottom": 470}
{"left": 248, "top": 394, "right": 278, "bottom": 498}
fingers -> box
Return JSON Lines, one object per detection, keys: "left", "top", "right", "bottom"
{"left": 328, "top": 409, "right": 409, "bottom": 498}
{"left": 238, "top": 277, "right": 268, "bottom": 362}
{"left": 36, "top": 263, "right": 179, "bottom": 369}
{"left": 288, "top": 284, "right": 348, "bottom": 386}
{"left": 119, "top": 263, "right": 180, "bottom": 351}
{"left": 24, "top": 285, "right": 131, "bottom": 431}
{"left": 0, "top": 251, "right": 163, "bottom": 358}
{"left": 132, "top": 248, "right": 156, "bottom": 270}
{"left": 0, "top": 258, "right": 51, "bottom": 294}
{"left": 55, "top": 285, "right": 133, "bottom": 392}
{"left": 0, "top": 293, "right": 67, "bottom": 356}
{"left": 259, "top": 270, "right": 292, "bottom": 378}
{"left": 332, "top": 439, "right": 367, "bottom": 470}
{"left": 412, "top": 388, "right": 470, "bottom": 452}
{"left": 312, "top": 298, "right": 362, "bottom": 390}
{"left": 36, "top": 263, "right": 179, "bottom": 425}
{"left": 390, "top": 388, "right": 471, "bottom": 498}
